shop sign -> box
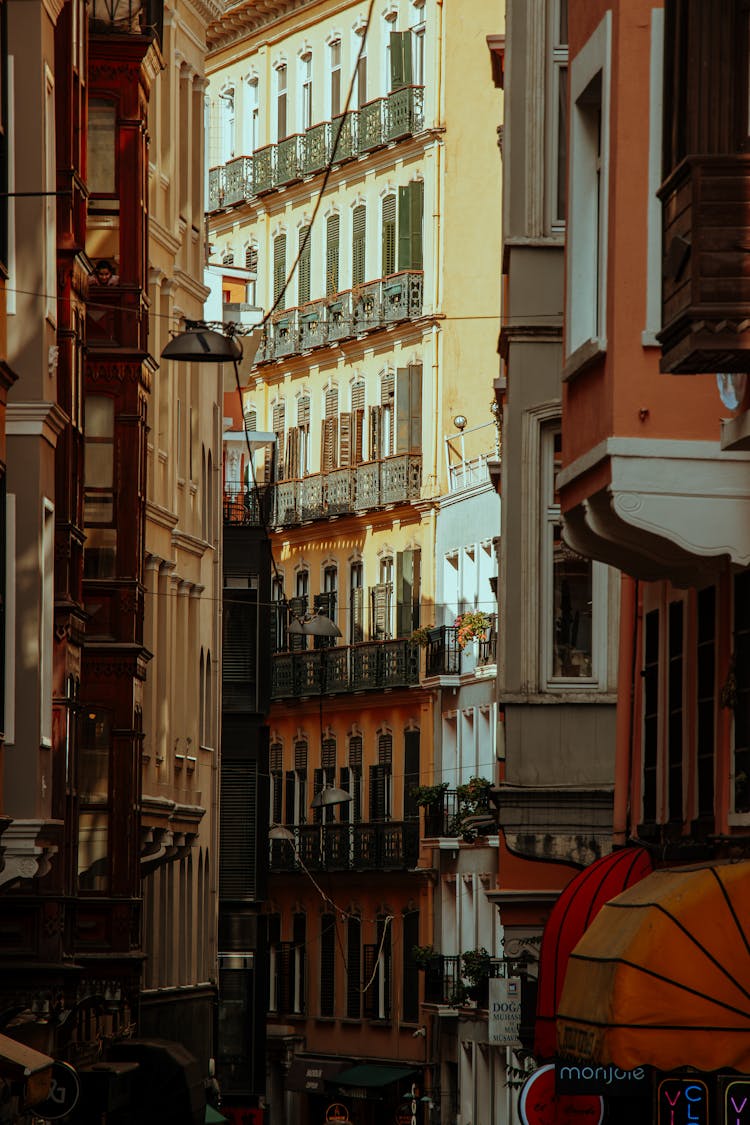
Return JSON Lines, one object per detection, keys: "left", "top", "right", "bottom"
{"left": 657, "top": 1078, "right": 709, "bottom": 1125}
{"left": 489, "top": 977, "right": 522, "bottom": 1046}
{"left": 555, "top": 1059, "right": 651, "bottom": 1097}
{"left": 721, "top": 1078, "right": 750, "bottom": 1125}
{"left": 394, "top": 1083, "right": 421, "bottom": 1125}
{"left": 325, "top": 1103, "right": 351, "bottom": 1124}
{"left": 520, "top": 1063, "right": 604, "bottom": 1125}
{"left": 34, "top": 1062, "right": 81, "bottom": 1121}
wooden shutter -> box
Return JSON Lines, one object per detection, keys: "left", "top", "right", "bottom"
{"left": 389, "top": 30, "right": 413, "bottom": 90}
{"left": 378, "top": 732, "right": 393, "bottom": 766}
{"left": 272, "top": 401, "right": 286, "bottom": 481}
{"left": 396, "top": 549, "right": 420, "bottom": 637}
{"left": 298, "top": 396, "right": 311, "bottom": 427}
{"left": 313, "top": 767, "right": 324, "bottom": 823}
{"left": 320, "top": 915, "right": 336, "bottom": 1017}
{"left": 370, "top": 583, "right": 390, "bottom": 639}
{"left": 277, "top": 941, "right": 293, "bottom": 1014}
{"left": 370, "top": 763, "right": 388, "bottom": 820}
{"left": 362, "top": 943, "right": 378, "bottom": 1019}
{"left": 398, "top": 182, "right": 424, "bottom": 272}
{"left": 326, "top": 214, "right": 340, "bottom": 296}
{"left": 284, "top": 426, "right": 298, "bottom": 480}
{"left": 382, "top": 194, "right": 396, "bottom": 277}
{"left": 396, "top": 363, "right": 423, "bottom": 454}
{"left": 298, "top": 226, "right": 311, "bottom": 305}
{"left": 340, "top": 766, "right": 351, "bottom": 823}
{"left": 273, "top": 233, "right": 287, "bottom": 303}
{"left": 293, "top": 913, "right": 306, "bottom": 1013}
{"left": 402, "top": 911, "right": 420, "bottom": 1022}
{"left": 347, "top": 919, "right": 362, "bottom": 1018}
{"left": 369, "top": 405, "right": 382, "bottom": 460}
{"left": 352, "top": 204, "right": 366, "bottom": 288}
{"left": 219, "top": 760, "right": 258, "bottom": 898}
{"left": 403, "top": 729, "right": 420, "bottom": 820}
{"left": 285, "top": 770, "right": 296, "bottom": 824}
{"left": 350, "top": 584, "right": 364, "bottom": 643}
{"left": 339, "top": 412, "right": 352, "bottom": 466}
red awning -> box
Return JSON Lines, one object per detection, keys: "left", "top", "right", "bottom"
{"left": 534, "top": 846, "right": 652, "bottom": 1059}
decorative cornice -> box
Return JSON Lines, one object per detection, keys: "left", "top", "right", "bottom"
{"left": 0, "top": 819, "right": 63, "bottom": 887}
{"left": 6, "top": 401, "right": 68, "bottom": 447}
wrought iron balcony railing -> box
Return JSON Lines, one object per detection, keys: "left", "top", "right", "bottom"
{"left": 422, "top": 955, "right": 504, "bottom": 1008}
{"left": 223, "top": 482, "right": 274, "bottom": 527}
{"left": 269, "top": 820, "right": 420, "bottom": 872}
{"left": 424, "top": 626, "right": 461, "bottom": 677}
{"left": 256, "top": 272, "right": 423, "bottom": 363}
{"left": 271, "top": 639, "right": 420, "bottom": 700}
{"left": 207, "top": 87, "right": 424, "bottom": 212}
{"left": 89, "top": 0, "right": 163, "bottom": 43}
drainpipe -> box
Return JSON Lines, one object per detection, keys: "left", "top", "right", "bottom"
{"left": 613, "top": 575, "right": 638, "bottom": 846}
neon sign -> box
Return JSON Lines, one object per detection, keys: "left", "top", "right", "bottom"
{"left": 723, "top": 1079, "right": 750, "bottom": 1125}
{"left": 658, "top": 1078, "right": 709, "bottom": 1125}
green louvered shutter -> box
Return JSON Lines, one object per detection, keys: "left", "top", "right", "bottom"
{"left": 298, "top": 226, "right": 311, "bottom": 305}
{"left": 352, "top": 204, "right": 366, "bottom": 288}
{"left": 273, "top": 233, "right": 287, "bottom": 304}
{"left": 326, "top": 214, "right": 340, "bottom": 296}
{"left": 398, "top": 182, "right": 424, "bottom": 272}
{"left": 389, "top": 30, "right": 413, "bottom": 90}
{"left": 382, "top": 195, "right": 396, "bottom": 277}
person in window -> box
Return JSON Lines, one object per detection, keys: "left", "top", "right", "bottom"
{"left": 92, "top": 259, "right": 120, "bottom": 286}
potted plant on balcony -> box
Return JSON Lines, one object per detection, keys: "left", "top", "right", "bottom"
{"left": 461, "top": 947, "right": 492, "bottom": 1006}
{"left": 412, "top": 944, "right": 440, "bottom": 970}
{"left": 410, "top": 625, "right": 434, "bottom": 647}
{"left": 449, "top": 776, "right": 493, "bottom": 842}
{"left": 454, "top": 610, "right": 491, "bottom": 649}
{"left": 411, "top": 782, "right": 448, "bottom": 808}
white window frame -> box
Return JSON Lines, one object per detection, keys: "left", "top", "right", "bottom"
{"left": 329, "top": 39, "right": 342, "bottom": 118}
{"left": 540, "top": 425, "right": 607, "bottom": 690}
{"left": 219, "top": 85, "right": 235, "bottom": 164}
{"left": 411, "top": 20, "right": 426, "bottom": 86}
{"left": 546, "top": 0, "right": 569, "bottom": 233}
{"left": 275, "top": 63, "right": 288, "bottom": 142}
{"left": 300, "top": 51, "right": 313, "bottom": 132}
{"left": 245, "top": 76, "right": 259, "bottom": 155}
{"left": 566, "top": 11, "right": 611, "bottom": 362}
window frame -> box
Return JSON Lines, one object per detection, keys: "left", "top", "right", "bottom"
{"left": 546, "top": 0, "right": 569, "bottom": 233}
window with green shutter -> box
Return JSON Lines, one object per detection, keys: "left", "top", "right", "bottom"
{"left": 382, "top": 195, "right": 396, "bottom": 277}
{"left": 398, "top": 181, "right": 423, "bottom": 271}
{"left": 326, "top": 214, "right": 340, "bottom": 296}
{"left": 389, "top": 30, "right": 413, "bottom": 90}
{"left": 352, "top": 204, "right": 366, "bottom": 288}
{"left": 298, "top": 226, "right": 311, "bottom": 305}
{"left": 273, "top": 233, "right": 287, "bottom": 304}
{"left": 396, "top": 363, "right": 422, "bottom": 454}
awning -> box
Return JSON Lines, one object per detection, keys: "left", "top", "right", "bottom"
{"left": 336, "top": 1064, "right": 416, "bottom": 1089}
{"left": 534, "top": 847, "right": 652, "bottom": 1058}
{"left": 0, "top": 1033, "right": 53, "bottom": 1106}
{"left": 557, "top": 859, "right": 750, "bottom": 1072}
{"left": 286, "top": 1057, "right": 350, "bottom": 1093}
{"left": 205, "top": 1105, "right": 228, "bottom": 1123}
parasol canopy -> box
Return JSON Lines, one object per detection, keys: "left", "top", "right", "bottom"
{"left": 556, "top": 859, "right": 750, "bottom": 1072}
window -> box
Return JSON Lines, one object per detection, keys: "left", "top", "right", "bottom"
{"left": 696, "top": 586, "right": 716, "bottom": 824}
{"left": 270, "top": 740, "right": 283, "bottom": 823}
{"left": 330, "top": 40, "right": 342, "bottom": 117}
{"left": 220, "top": 87, "right": 235, "bottom": 163}
{"left": 271, "top": 577, "right": 286, "bottom": 652}
{"left": 245, "top": 243, "right": 258, "bottom": 305}
{"left": 300, "top": 52, "right": 313, "bottom": 131}
{"left": 356, "top": 36, "right": 367, "bottom": 107}
{"left": 84, "top": 395, "right": 117, "bottom": 578}
{"left": 370, "top": 558, "right": 394, "bottom": 640}
{"left": 352, "top": 204, "right": 366, "bottom": 288}
{"left": 315, "top": 565, "right": 338, "bottom": 646}
{"left": 549, "top": 0, "right": 569, "bottom": 227}
{"left": 286, "top": 739, "right": 308, "bottom": 823}
{"left": 567, "top": 13, "right": 610, "bottom": 358}
{"left": 273, "top": 233, "right": 286, "bottom": 305}
{"left": 369, "top": 730, "right": 392, "bottom": 819}
{"left": 642, "top": 608, "right": 659, "bottom": 825}
{"left": 87, "top": 98, "right": 117, "bottom": 198}
{"left": 403, "top": 728, "right": 420, "bottom": 819}
{"left": 342, "top": 733, "right": 363, "bottom": 822}
{"left": 382, "top": 194, "right": 396, "bottom": 276}
{"left": 78, "top": 709, "right": 112, "bottom": 892}
{"left": 542, "top": 427, "right": 595, "bottom": 683}
{"left": 320, "top": 914, "right": 336, "bottom": 1016}
{"left": 314, "top": 734, "right": 336, "bottom": 823}
{"left": 364, "top": 916, "right": 391, "bottom": 1020}
{"left": 667, "top": 600, "right": 685, "bottom": 823}
{"left": 222, "top": 250, "right": 234, "bottom": 266}
{"left": 276, "top": 64, "right": 287, "bottom": 140}
{"left": 246, "top": 77, "right": 259, "bottom": 153}
{"left": 271, "top": 400, "right": 285, "bottom": 483}
{"left": 293, "top": 912, "right": 306, "bottom": 1013}
{"left": 398, "top": 181, "right": 423, "bottom": 271}
{"left": 412, "top": 21, "right": 425, "bottom": 86}
{"left": 347, "top": 916, "right": 362, "bottom": 1018}
{"left": 350, "top": 561, "right": 364, "bottom": 643}
{"left": 321, "top": 386, "right": 338, "bottom": 472}
{"left": 733, "top": 571, "right": 750, "bottom": 815}
{"left": 396, "top": 549, "right": 421, "bottom": 637}
{"left": 390, "top": 30, "right": 413, "bottom": 90}
{"left": 298, "top": 225, "right": 311, "bottom": 305}
{"left": 298, "top": 394, "right": 311, "bottom": 477}
{"left": 402, "top": 911, "right": 420, "bottom": 1022}
{"left": 326, "top": 213, "right": 340, "bottom": 296}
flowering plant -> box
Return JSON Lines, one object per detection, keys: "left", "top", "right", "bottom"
{"left": 454, "top": 610, "right": 490, "bottom": 649}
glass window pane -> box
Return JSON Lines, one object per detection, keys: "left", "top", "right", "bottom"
{"left": 86, "top": 444, "right": 113, "bottom": 486}
{"left": 88, "top": 100, "right": 117, "bottom": 195}
{"left": 552, "top": 531, "right": 593, "bottom": 677}
{"left": 78, "top": 811, "right": 109, "bottom": 891}
{"left": 86, "top": 396, "right": 114, "bottom": 437}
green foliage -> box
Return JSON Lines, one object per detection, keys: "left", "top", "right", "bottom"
{"left": 412, "top": 944, "right": 439, "bottom": 969}
{"left": 411, "top": 782, "right": 449, "bottom": 807}
{"left": 454, "top": 610, "right": 491, "bottom": 649}
{"left": 461, "top": 947, "right": 492, "bottom": 985}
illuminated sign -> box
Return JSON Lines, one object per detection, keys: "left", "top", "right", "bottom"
{"left": 657, "top": 1078, "right": 709, "bottom": 1125}
{"left": 520, "top": 1063, "right": 604, "bottom": 1125}
{"left": 722, "top": 1079, "right": 750, "bottom": 1125}
{"left": 556, "top": 1060, "right": 651, "bottom": 1097}
{"left": 325, "top": 1104, "right": 351, "bottom": 1124}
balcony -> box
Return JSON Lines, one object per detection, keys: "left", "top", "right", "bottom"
{"left": 257, "top": 272, "right": 423, "bottom": 362}
{"left": 271, "top": 639, "right": 420, "bottom": 700}
{"left": 269, "top": 820, "right": 420, "bottom": 872}
{"left": 660, "top": 154, "right": 750, "bottom": 374}
{"left": 264, "top": 455, "right": 422, "bottom": 528}
{"left": 422, "top": 955, "right": 504, "bottom": 1008}
{"left": 425, "top": 626, "right": 461, "bottom": 677}
{"left": 223, "top": 482, "right": 274, "bottom": 527}
{"left": 206, "top": 87, "right": 425, "bottom": 213}
{"left": 86, "top": 285, "right": 147, "bottom": 352}
{"left": 89, "top": 0, "right": 163, "bottom": 44}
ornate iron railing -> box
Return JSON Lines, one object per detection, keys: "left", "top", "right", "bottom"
{"left": 223, "top": 482, "right": 274, "bottom": 526}
{"left": 425, "top": 626, "right": 461, "bottom": 677}
{"left": 269, "top": 820, "right": 420, "bottom": 872}
{"left": 271, "top": 639, "right": 419, "bottom": 699}
{"left": 224, "top": 155, "right": 253, "bottom": 205}
{"left": 326, "top": 467, "right": 355, "bottom": 515}
{"left": 207, "top": 88, "right": 424, "bottom": 213}
{"left": 298, "top": 300, "right": 327, "bottom": 350}
{"left": 208, "top": 166, "right": 224, "bottom": 211}
{"left": 381, "top": 454, "right": 421, "bottom": 505}
{"left": 89, "top": 0, "right": 163, "bottom": 43}
{"left": 299, "top": 473, "right": 325, "bottom": 521}
{"left": 352, "top": 280, "right": 381, "bottom": 334}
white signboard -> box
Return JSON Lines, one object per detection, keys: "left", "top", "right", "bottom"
{"left": 489, "top": 976, "right": 522, "bottom": 1046}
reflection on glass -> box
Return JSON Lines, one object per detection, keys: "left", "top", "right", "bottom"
{"left": 88, "top": 100, "right": 117, "bottom": 195}
{"left": 552, "top": 527, "right": 593, "bottom": 677}
{"left": 78, "top": 811, "right": 109, "bottom": 891}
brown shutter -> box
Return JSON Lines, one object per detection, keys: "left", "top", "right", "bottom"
{"left": 321, "top": 417, "right": 338, "bottom": 471}
{"left": 339, "top": 412, "right": 352, "bottom": 467}
{"left": 369, "top": 405, "right": 382, "bottom": 460}
{"left": 370, "top": 583, "right": 390, "bottom": 639}
{"left": 285, "top": 426, "right": 300, "bottom": 479}
{"left": 409, "top": 363, "right": 422, "bottom": 451}
{"left": 396, "top": 366, "right": 409, "bottom": 454}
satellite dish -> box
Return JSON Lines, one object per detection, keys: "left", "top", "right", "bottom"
{"left": 716, "top": 372, "right": 747, "bottom": 411}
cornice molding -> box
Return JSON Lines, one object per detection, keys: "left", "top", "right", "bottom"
{"left": 6, "top": 401, "right": 68, "bottom": 448}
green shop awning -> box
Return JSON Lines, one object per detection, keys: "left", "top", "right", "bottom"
{"left": 205, "top": 1105, "right": 228, "bottom": 1124}
{"left": 335, "top": 1064, "right": 416, "bottom": 1089}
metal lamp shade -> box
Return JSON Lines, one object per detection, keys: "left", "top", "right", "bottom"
{"left": 310, "top": 785, "right": 352, "bottom": 809}
{"left": 268, "top": 824, "right": 295, "bottom": 842}
{"left": 302, "top": 611, "right": 342, "bottom": 638}
{"left": 161, "top": 327, "right": 242, "bottom": 364}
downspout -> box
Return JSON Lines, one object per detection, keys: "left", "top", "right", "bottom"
{"left": 430, "top": 0, "right": 445, "bottom": 494}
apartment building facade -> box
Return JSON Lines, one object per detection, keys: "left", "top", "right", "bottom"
{"left": 205, "top": 1, "right": 502, "bottom": 1122}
